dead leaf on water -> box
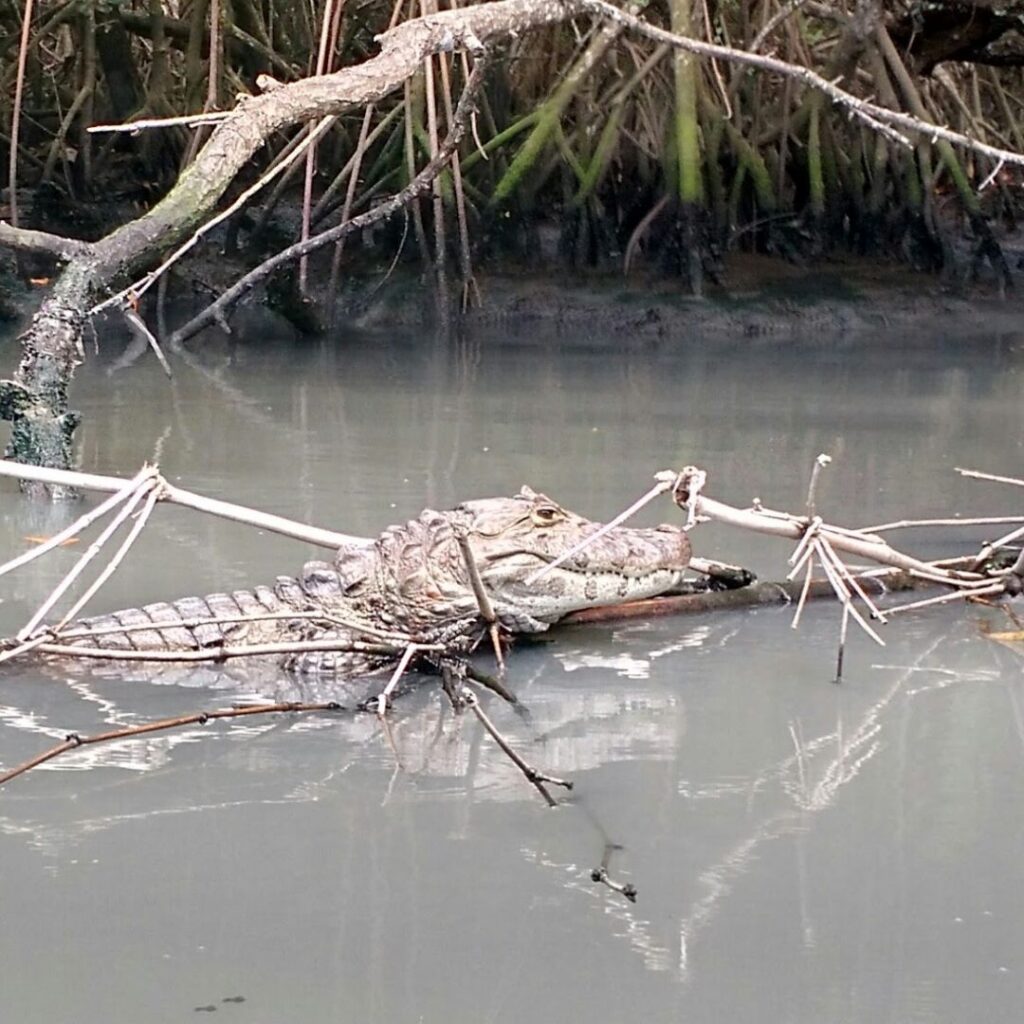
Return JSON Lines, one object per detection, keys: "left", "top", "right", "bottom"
{"left": 982, "top": 628, "right": 1024, "bottom": 654}
{"left": 24, "top": 535, "right": 79, "bottom": 547}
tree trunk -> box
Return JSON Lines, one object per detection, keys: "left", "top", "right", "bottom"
{"left": 0, "top": 0, "right": 578, "bottom": 497}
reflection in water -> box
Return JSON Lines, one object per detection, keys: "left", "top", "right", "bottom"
{"left": 2, "top": 323, "right": 1024, "bottom": 1023}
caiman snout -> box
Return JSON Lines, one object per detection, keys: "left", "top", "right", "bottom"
{"left": 559, "top": 522, "right": 691, "bottom": 576}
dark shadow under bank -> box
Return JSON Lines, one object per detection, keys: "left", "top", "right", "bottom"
{"left": 336, "top": 254, "right": 1024, "bottom": 341}
{"left": 2, "top": 249, "right": 1023, "bottom": 352}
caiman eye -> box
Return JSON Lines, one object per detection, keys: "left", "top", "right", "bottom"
{"left": 531, "top": 505, "right": 562, "bottom": 526}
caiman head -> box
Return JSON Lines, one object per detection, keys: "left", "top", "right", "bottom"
{"left": 334, "top": 486, "right": 691, "bottom": 639}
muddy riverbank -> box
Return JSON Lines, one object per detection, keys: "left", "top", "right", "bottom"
{"left": 352, "top": 256, "right": 1024, "bottom": 338}
{"left": 2, "top": 246, "right": 1022, "bottom": 350}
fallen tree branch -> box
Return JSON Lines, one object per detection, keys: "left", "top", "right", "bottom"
{"left": 169, "top": 53, "right": 490, "bottom": 345}
{"left": 562, "top": 568, "right": 923, "bottom": 624}
{"left": 0, "top": 221, "right": 91, "bottom": 260}
{"left": 0, "top": 458, "right": 370, "bottom": 549}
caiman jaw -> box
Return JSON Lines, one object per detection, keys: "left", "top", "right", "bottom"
{"left": 478, "top": 522, "right": 692, "bottom": 623}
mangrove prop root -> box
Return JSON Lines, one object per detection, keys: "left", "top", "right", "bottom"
{"left": 0, "top": 701, "right": 348, "bottom": 789}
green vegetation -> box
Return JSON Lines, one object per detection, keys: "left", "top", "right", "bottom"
{"left": 2, "top": 0, "right": 1022, "bottom": 292}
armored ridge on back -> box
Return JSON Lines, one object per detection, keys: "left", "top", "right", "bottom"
{"left": 50, "top": 487, "right": 693, "bottom": 678}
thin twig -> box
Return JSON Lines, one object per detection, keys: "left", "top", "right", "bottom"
{"left": 787, "top": 516, "right": 822, "bottom": 574}
{"left": 0, "top": 633, "right": 51, "bottom": 665}
{"left": 461, "top": 688, "right": 572, "bottom": 806}
{"left": 87, "top": 110, "right": 232, "bottom": 134}
{"left": 805, "top": 453, "right": 831, "bottom": 518}
{"left": 375, "top": 644, "right": 420, "bottom": 715}
{"left": 454, "top": 527, "right": 505, "bottom": 671}
{"left": 52, "top": 480, "right": 163, "bottom": 631}
{"left": 835, "top": 602, "right": 850, "bottom": 683}
{"left": 791, "top": 560, "right": 814, "bottom": 630}
{"left": 465, "top": 664, "right": 519, "bottom": 705}
{"left": 17, "top": 477, "right": 158, "bottom": 640}
{"left": 861, "top": 515, "right": 1024, "bottom": 533}
{"left": 884, "top": 582, "right": 1005, "bottom": 616}
{"left": 0, "top": 701, "right": 346, "bottom": 788}
{"left": 956, "top": 468, "right": 1024, "bottom": 489}
{"left": 122, "top": 307, "right": 173, "bottom": 378}
{"left": 0, "top": 464, "right": 158, "bottom": 580}
{"left": 590, "top": 842, "right": 637, "bottom": 903}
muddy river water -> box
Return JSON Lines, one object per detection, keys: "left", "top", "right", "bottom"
{"left": 1, "top": 316, "right": 1023, "bottom": 1022}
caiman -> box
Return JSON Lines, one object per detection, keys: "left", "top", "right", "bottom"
{"left": 47, "top": 487, "right": 692, "bottom": 679}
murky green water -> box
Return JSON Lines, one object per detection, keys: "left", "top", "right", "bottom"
{"left": 2, "top": 315, "right": 1023, "bottom": 1022}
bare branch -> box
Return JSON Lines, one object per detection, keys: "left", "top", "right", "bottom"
{"left": 0, "top": 701, "right": 347, "bottom": 788}
{"left": 0, "top": 459, "right": 371, "bottom": 549}
{"left": 956, "top": 467, "right": 1024, "bottom": 489}
{"left": 0, "top": 220, "right": 91, "bottom": 260}
{"left": 169, "top": 52, "right": 492, "bottom": 345}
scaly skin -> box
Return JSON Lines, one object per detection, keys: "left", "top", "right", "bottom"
{"left": 56, "top": 487, "right": 692, "bottom": 676}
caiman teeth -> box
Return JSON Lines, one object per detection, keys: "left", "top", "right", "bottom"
{"left": 564, "top": 569, "right": 674, "bottom": 579}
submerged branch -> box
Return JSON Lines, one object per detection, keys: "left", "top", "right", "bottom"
{"left": 0, "top": 701, "right": 348, "bottom": 788}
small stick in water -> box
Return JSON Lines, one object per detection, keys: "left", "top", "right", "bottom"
{"left": 805, "top": 453, "right": 831, "bottom": 518}
{"left": 834, "top": 602, "right": 850, "bottom": 684}
{"left": 461, "top": 686, "right": 572, "bottom": 807}
{"left": 590, "top": 842, "right": 637, "bottom": 903}
{"left": 122, "top": 306, "right": 173, "bottom": 378}
{"left": 956, "top": 467, "right": 1024, "bottom": 489}
{"left": 375, "top": 644, "right": 420, "bottom": 716}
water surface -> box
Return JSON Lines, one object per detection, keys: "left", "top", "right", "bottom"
{"left": 1, "top": 316, "right": 1023, "bottom": 1022}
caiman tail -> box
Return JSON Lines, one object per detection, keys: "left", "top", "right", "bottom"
{"left": 54, "top": 563, "right": 394, "bottom": 676}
